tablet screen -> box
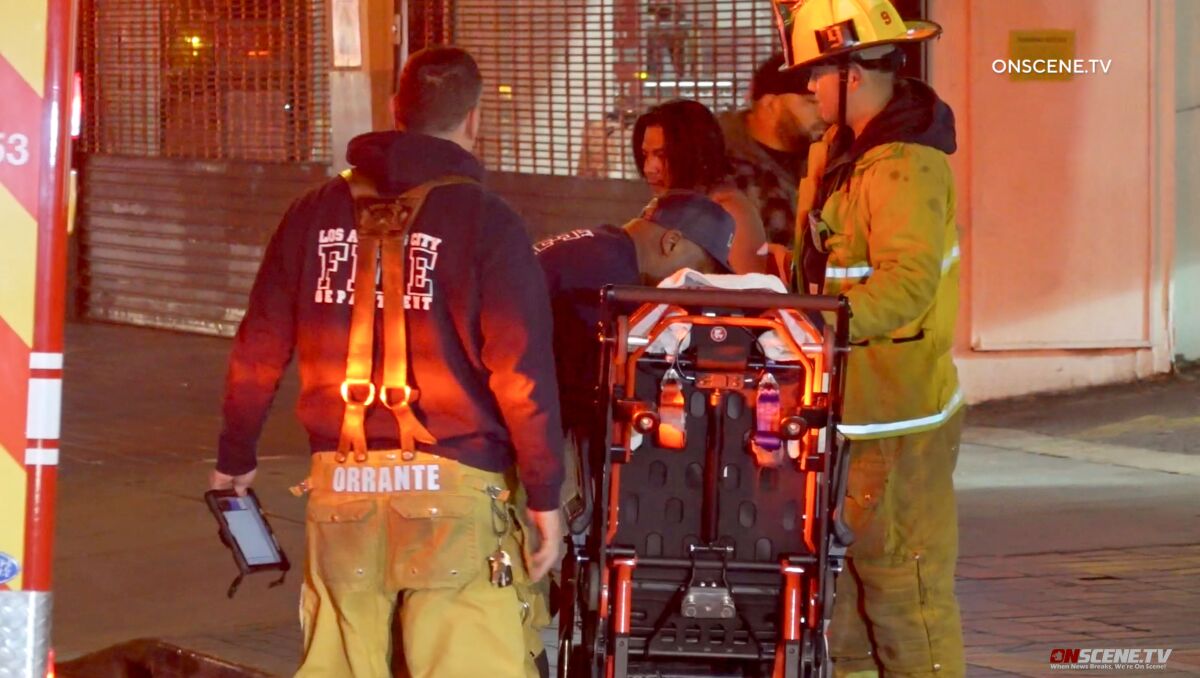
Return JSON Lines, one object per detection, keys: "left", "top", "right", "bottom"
{"left": 218, "top": 495, "right": 283, "bottom": 566}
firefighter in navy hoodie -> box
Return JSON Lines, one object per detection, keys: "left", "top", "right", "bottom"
{"left": 210, "top": 47, "right": 565, "bottom": 678}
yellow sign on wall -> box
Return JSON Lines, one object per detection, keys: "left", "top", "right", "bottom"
{"left": 332, "top": 0, "right": 363, "bottom": 68}
{"left": 1008, "top": 29, "right": 1077, "bottom": 82}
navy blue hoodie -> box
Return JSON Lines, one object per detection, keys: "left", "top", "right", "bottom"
{"left": 217, "top": 131, "right": 564, "bottom": 510}
{"left": 534, "top": 225, "right": 640, "bottom": 432}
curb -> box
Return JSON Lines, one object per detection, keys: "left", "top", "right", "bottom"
{"left": 963, "top": 427, "right": 1200, "bottom": 477}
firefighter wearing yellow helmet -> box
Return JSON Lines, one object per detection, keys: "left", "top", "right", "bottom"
{"left": 773, "top": 1, "right": 965, "bottom": 676}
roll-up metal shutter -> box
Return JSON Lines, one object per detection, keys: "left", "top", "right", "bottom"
{"left": 77, "top": 156, "right": 328, "bottom": 336}
{"left": 75, "top": 0, "right": 332, "bottom": 334}
{"left": 410, "top": 0, "right": 927, "bottom": 239}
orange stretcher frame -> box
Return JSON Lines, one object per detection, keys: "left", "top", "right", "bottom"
{"left": 558, "top": 284, "right": 853, "bottom": 678}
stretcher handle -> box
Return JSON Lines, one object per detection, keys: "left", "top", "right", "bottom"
{"left": 603, "top": 284, "right": 847, "bottom": 314}
{"left": 830, "top": 437, "right": 856, "bottom": 549}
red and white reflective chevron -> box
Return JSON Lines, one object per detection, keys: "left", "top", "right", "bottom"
{"left": 0, "top": 0, "right": 74, "bottom": 610}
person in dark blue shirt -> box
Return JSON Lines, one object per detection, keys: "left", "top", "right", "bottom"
{"left": 536, "top": 190, "right": 734, "bottom": 432}
{"left": 534, "top": 191, "right": 735, "bottom": 518}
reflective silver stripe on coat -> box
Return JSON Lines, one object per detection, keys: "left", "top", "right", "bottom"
{"left": 825, "top": 265, "right": 873, "bottom": 279}
{"left": 825, "top": 244, "right": 961, "bottom": 280}
{"left": 838, "top": 388, "right": 964, "bottom": 439}
{"left": 941, "top": 244, "right": 961, "bottom": 272}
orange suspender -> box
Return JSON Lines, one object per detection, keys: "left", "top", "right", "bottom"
{"left": 336, "top": 170, "right": 477, "bottom": 462}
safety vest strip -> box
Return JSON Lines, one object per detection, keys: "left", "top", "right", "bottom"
{"left": 825, "top": 244, "right": 960, "bottom": 280}
{"left": 941, "top": 244, "right": 961, "bottom": 272}
{"left": 825, "top": 265, "right": 874, "bottom": 279}
{"left": 837, "top": 387, "right": 964, "bottom": 439}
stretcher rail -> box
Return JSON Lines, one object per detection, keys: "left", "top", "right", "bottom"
{"left": 604, "top": 284, "right": 846, "bottom": 313}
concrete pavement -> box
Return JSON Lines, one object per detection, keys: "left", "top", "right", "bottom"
{"left": 49, "top": 321, "right": 1200, "bottom": 676}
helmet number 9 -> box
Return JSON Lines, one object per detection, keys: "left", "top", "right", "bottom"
{"left": 880, "top": 10, "right": 893, "bottom": 25}
{"left": 822, "top": 25, "right": 846, "bottom": 47}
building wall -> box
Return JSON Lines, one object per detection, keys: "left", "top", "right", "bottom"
{"left": 361, "top": 1, "right": 1184, "bottom": 403}
{"left": 1174, "top": 0, "right": 1200, "bottom": 362}
{"left": 929, "top": 0, "right": 1176, "bottom": 402}
{"left": 330, "top": 0, "right": 395, "bottom": 173}
{"left": 75, "top": 0, "right": 336, "bottom": 334}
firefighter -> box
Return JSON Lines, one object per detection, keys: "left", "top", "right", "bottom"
{"left": 776, "top": 1, "right": 965, "bottom": 676}
{"left": 210, "top": 46, "right": 564, "bottom": 678}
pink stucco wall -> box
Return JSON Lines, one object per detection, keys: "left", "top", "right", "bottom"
{"left": 929, "top": 0, "right": 1176, "bottom": 402}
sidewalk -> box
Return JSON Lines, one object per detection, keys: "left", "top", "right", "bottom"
{"left": 967, "top": 366, "right": 1200, "bottom": 457}
{"left": 52, "top": 321, "right": 1200, "bottom": 677}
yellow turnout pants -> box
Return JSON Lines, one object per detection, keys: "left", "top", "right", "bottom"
{"left": 295, "top": 451, "right": 542, "bottom": 678}
{"left": 830, "top": 412, "right": 966, "bottom": 678}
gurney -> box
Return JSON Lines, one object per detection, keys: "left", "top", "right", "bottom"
{"left": 555, "top": 272, "right": 854, "bottom": 678}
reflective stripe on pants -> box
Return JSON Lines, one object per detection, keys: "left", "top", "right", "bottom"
{"left": 830, "top": 411, "right": 966, "bottom": 678}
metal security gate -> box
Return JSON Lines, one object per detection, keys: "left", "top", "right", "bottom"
{"left": 76, "top": 156, "right": 328, "bottom": 335}
{"left": 410, "top": 0, "right": 927, "bottom": 240}
{"left": 414, "top": 0, "right": 782, "bottom": 180}
{"left": 76, "top": 0, "right": 332, "bottom": 336}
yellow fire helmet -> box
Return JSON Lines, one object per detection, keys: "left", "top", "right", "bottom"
{"left": 773, "top": 0, "right": 942, "bottom": 70}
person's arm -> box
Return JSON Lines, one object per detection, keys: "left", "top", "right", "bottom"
{"left": 212, "top": 199, "right": 305, "bottom": 491}
{"left": 479, "top": 206, "right": 567, "bottom": 581}
{"left": 711, "top": 185, "right": 768, "bottom": 274}
{"left": 844, "top": 148, "right": 950, "bottom": 342}
{"left": 478, "top": 208, "right": 566, "bottom": 512}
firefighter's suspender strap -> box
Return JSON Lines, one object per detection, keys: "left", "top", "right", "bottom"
{"left": 793, "top": 131, "right": 831, "bottom": 293}
{"left": 337, "top": 170, "right": 477, "bottom": 462}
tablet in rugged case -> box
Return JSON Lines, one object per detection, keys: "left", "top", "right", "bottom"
{"left": 205, "top": 489, "right": 290, "bottom": 597}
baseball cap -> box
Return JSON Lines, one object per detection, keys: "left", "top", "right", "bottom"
{"left": 641, "top": 190, "right": 736, "bottom": 273}
{"left": 752, "top": 54, "right": 813, "bottom": 99}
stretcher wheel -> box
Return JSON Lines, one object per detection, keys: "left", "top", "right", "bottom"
{"left": 780, "top": 415, "right": 807, "bottom": 439}
{"left": 803, "top": 635, "right": 816, "bottom": 673}
{"left": 557, "top": 638, "right": 570, "bottom": 678}
{"left": 558, "top": 638, "right": 600, "bottom": 678}
{"left": 583, "top": 561, "right": 601, "bottom": 612}
{"left": 632, "top": 410, "right": 659, "bottom": 433}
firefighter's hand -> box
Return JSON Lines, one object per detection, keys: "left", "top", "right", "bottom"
{"left": 526, "top": 508, "right": 566, "bottom": 583}
{"left": 210, "top": 468, "right": 257, "bottom": 496}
